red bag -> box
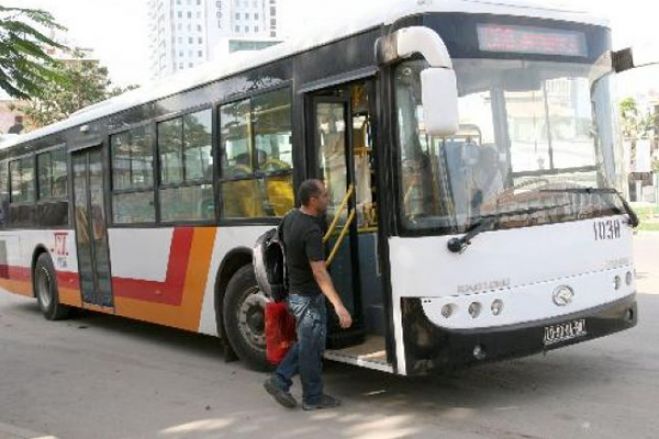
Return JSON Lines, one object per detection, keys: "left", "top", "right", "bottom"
{"left": 265, "top": 301, "right": 297, "bottom": 365}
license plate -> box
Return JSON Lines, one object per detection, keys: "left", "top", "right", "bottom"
{"left": 543, "top": 319, "right": 587, "bottom": 346}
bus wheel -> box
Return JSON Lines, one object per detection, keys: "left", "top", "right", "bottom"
{"left": 34, "top": 253, "right": 70, "bottom": 321}
{"left": 223, "top": 265, "right": 271, "bottom": 371}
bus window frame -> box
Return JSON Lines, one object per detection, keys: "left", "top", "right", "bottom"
{"left": 35, "top": 144, "right": 68, "bottom": 203}
{"left": 108, "top": 120, "right": 157, "bottom": 226}
{"left": 8, "top": 152, "right": 36, "bottom": 206}
{"left": 154, "top": 104, "right": 216, "bottom": 225}
{"left": 217, "top": 82, "right": 295, "bottom": 225}
{"left": 0, "top": 159, "right": 8, "bottom": 199}
{"left": 155, "top": 103, "right": 214, "bottom": 190}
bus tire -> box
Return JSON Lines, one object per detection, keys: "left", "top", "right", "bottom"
{"left": 34, "top": 253, "right": 70, "bottom": 321}
{"left": 223, "top": 264, "right": 271, "bottom": 371}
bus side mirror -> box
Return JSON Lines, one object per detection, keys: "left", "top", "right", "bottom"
{"left": 421, "top": 68, "right": 459, "bottom": 137}
{"left": 613, "top": 46, "right": 659, "bottom": 73}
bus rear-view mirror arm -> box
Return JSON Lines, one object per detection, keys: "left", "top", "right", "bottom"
{"left": 376, "top": 26, "right": 459, "bottom": 136}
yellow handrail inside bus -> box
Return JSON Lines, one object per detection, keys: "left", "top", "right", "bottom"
{"left": 323, "top": 184, "right": 354, "bottom": 244}
{"left": 326, "top": 209, "right": 356, "bottom": 267}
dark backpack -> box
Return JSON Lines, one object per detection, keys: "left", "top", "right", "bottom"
{"left": 253, "top": 216, "right": 289, "bottom": 302}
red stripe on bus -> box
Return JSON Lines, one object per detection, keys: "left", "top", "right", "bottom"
{"left": 0, "top": 265, "right": 31, "bottom": 281}
{"left": 57, "top": 271, "right": 80, "bottom": 288}
{"left": 111, "top": 227, "right": 194, "bottom": 306}
{"left": 0, "top": 263, "right": 79, "bottom": 293}
{"left": 1, "top": 263, "right": 79, "bottom": 283}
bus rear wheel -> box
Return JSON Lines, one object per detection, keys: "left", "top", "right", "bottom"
{"left": 34, "top": 253, "right": 70, "bottom": 321}
{"left": 223, "top": 265, "right": 271, "bottom": 371}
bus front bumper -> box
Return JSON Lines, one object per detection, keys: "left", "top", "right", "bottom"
{"left": 401, "top": 294, "right": 637, "bottom": 376}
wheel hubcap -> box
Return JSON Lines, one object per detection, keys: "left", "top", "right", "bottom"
{"left": 238, "top": 287, "right": 268, "bottom": 350}
{"left": 37, "top": 266, "right": 52, "bottom": 309}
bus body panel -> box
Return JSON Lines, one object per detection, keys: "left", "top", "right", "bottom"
{"left": 108, "top": 227, "right": 217, "bottom": 332}
{"left": 389, "top": 216, "right": 637, "bottom": 375}
{"left": 400, "top": 294, "right": 636, "bottom": 376}
{"left": 0, "top": 227, "right": 273, "bottom": 336}
{"left": 196, "top": 225, "right": 272, "bottom": 336}
{"left": 0, "top": 230, "right": 80, "bottom": 305}
{"left": 106, "top": 226, "right": 270, "bottom": 333}
{"left": 389, "top": 215, "right": 634, "bottom": 302}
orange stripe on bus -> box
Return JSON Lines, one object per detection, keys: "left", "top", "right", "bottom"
{"left": 0, "top": 278, "right": 32, "bottom": 296}
{"left": 0, "top": 273, "right": 80, "bottom": 304}
{"left": 82, "top": 303, "right": 115, "bottom": 313}
{"left": 113, "top": 227, "right": 217, "bottom": 331}
{"left": 59, "top": 287, "right": 82, "bottom": 307}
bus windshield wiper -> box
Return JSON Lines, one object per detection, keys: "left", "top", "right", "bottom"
{"left": 447, "top": 203, "right": 570, "bottom": 254}
{"left": 539, "top": 187, "right": 639, "bottom": 228}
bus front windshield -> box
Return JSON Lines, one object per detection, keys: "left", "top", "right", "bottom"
{"left": 395, "top": 58, "right": 622, "bottom": 234}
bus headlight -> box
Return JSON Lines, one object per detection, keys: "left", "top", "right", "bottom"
{"left": 468, "top": 302, "right": 481, "bottom": 318}
{"left": 441, "top": 304, "right": 455, "bottom": 318}
{"left": 491, "top": 299, "right": 504, "bottom": 316}
{"left": 613, "top": 275, "right": 622, "bottom": 290}
{"left": 626, "top": 271, "right": 633, "bottom": 286}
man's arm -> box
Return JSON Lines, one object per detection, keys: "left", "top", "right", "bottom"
{"left": 304, "top": 226, "right": 352, "bottom": 329}
{"left": 310, "top": 260, "right": 352, "bottom": 329}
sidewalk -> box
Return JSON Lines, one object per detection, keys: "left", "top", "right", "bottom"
{"left": 634, "top": 233, "right": 659, "bottom": 293}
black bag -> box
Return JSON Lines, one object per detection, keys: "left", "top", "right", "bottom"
{"left": 253, "top": 216, "right": 289, "bottom": 302}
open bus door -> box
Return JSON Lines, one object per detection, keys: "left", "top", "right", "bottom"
{"left": 307, "top": 81, "right": 392, "bottom": 372}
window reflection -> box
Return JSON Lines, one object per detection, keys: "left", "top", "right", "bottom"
{"left": 157, "top": 109, "right": 214, "bottom": 222}
{"left": 37, "top": 148, "right": 68, "bottom": 200}
{"left": 9, "top": 157, "right": 34, "bottom": 204}
{"left": 219, "top": 88, "right": 294, "bottom": 219}
{"left": 111, "top": 126, "right": 155, "bottom": 223}
{"left": 395, "top": 59, "right": 616, "bottom": 233}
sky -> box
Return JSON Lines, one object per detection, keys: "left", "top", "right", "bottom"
{"left": 8, "top": 0, "right": 659, "bottom": 98}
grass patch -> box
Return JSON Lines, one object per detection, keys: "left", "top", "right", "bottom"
{"left": 633, "top": 205, "right": 659, "bottom": 216}
{"left": 638, "top": 222, "right": 659, "bottom": 232}
{"left": 633, "top": 204, "right": 659, "bottom": 232}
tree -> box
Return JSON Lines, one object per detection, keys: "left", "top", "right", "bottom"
{"left": 619, "top": 97, "right": 654, "bottom": 140}
{"left": 619, "top": 97, "right": 656, "bottom": 173}
{"left": 0, "top": 5, "right": 67, "bottom": 99}
{"left": 19, "top": 49, "right": 139, "bottom": 128}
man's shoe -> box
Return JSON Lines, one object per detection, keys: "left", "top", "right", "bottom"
{"left": 302, "top": 394, "right": 341, "bottom": 411}
{"left": 264, "top": 377, "right": 297, "bottom": 409}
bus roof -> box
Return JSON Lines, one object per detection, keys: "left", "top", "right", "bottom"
{"left": 1, "top": 0, "right": 607, "bottom": 150}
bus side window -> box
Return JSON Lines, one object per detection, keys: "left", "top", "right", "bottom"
{"left": 219, "top": 87, "right": 294, "bottom": 220}
{"left": 9, "top": 156, "right": 35, "bottom": 204}
{"left": 157, "top": 109, "right": 214, "bottom": 223}
{"left": 111, "top": 127, "right": 156, "bottom": 224}
{"left": 36, "top": 147, "right": 68, "bottom": 201}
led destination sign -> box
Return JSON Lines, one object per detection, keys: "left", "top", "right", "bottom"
{"left": 477, "top": 24, "right": 588, "bottom": 57}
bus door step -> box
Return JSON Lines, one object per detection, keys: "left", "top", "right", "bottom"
{"left": 326, "top": 327, "right": 366, "bottom": 350}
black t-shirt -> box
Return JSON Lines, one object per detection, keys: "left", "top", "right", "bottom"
{"left": 282, "top": 209, "right": 326, "bottom": 296}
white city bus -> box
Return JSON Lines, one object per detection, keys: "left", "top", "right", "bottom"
{"left": 0, "top": 1, "right": 641, "bottom": 375}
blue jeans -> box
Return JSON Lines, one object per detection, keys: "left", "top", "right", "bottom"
{"left": 274, "top": 293, "right": 327, "bottom": 405}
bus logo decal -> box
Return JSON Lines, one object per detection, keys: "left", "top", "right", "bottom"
{"left": 54, "top": 233, "right": 68, "bottom": 256}
{"left": 552, "top": 286, "right": 574, "bottom": 307}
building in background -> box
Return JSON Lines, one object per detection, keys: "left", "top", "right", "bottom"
{"left": 148, "top": 0, "right": 280, "bottom": 80}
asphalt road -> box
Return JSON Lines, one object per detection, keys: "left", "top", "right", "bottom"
{"left": 1, "top": 234, "right": 659, "bottom": 439}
